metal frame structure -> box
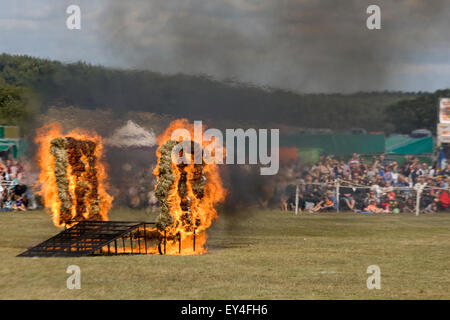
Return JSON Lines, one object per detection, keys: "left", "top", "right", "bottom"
{"left": 17, "top": 220, "right": 197, "bottom": 257}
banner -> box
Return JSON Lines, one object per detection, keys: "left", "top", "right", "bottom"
{"left": 438, "top": 148, "right": 448, "bottom": 169}
{"left": 439, "top": 98, "right": 450, "bottom": 123}
{"left": 438, "top": 123, "right": 450, "bottom": 144}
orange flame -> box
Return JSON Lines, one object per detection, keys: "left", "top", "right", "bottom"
{"left": 152, "top": 119, "right": 226, "bottom": 255}
{"left": 35, "top": 123, "right": 113, "bottom": 227}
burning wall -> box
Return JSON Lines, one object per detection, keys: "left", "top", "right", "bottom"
{"left": 34, "top": 120, "right": 224, "bottom": 255}
{"left": 35, "top": 123, "right": 113, "bottom": 227}
{"left": 152, "top": 119, "right": 226, "bottom": 254}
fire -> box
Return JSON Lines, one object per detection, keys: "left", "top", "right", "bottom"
{"left": 151, "top": 119, "right": 226, "bottom": 255}
{"left": 35, "top": 123, "right": 113, "bottom": 227}
{"left": 35, "top": 120, "right": 224, "bottom": 256}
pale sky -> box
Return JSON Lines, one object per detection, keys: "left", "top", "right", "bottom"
{"left": 1, "top": 0, "right": 450, "bottom": 93}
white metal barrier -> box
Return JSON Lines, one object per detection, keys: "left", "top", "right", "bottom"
{"left": 293, "top": 179, "right": 449, "bottom": 215}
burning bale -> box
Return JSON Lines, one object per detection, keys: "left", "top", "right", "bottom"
{"left": 151, "top": 119, "right": 226, "bottom": 255}
{"left": 155, "top": 139, "right": 177, "bottom": 230}
{"left": 49, "top": 137, "right": 72, "bottom": 223}
{"left": 155, "top": 140, "right": 206, "bottom": 231}
{"left": 35, "top": 123, "right": 113, "bottom": 227}
{"left": 50, "top": 137, "right": 102, "bottom": 223}
{"left": 29, "top": 120, "right": 224, "bottom": 256}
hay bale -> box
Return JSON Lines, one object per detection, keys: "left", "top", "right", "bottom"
{"left": 155, "top": 140, "right": 177, "bottom": 230}
{"left": 154, "top": 139, "right": 207, "bottom": 231}
{"left": 50, "top": 137, "right": 102, "bottom": 224}
{"left": 50, "top": 137, "right": 72, "bottom": 223}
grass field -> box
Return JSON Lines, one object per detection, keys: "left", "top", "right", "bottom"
{"left": 0, "top": 208, "right": 449, "bottom": 299}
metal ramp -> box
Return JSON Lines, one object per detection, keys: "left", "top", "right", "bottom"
{"left": 17, "top": 220, "right": 159, "bottom": 257}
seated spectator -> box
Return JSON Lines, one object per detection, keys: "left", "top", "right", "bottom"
{"left": 424, "top": 200, "right": 438, "bottom": 213}
{"left": 386, "top": 191, "right": 396, "bottom": 202}
{"left": 328, "top": 191, "right": 338, "bottom": 210}
{"left": 280, "top": 194, "right": 288, "bottom": 211}
{"left": 312, "top": 193, "right": 334, "bottom": 213}
{"left": 364, "top": 200, "right": 387, "bottom": 213}
{"left": 287, "top": 190, "right": 305, "bottom": 212}
{"left": 12, "top": 194, "right": 26, "bottom": 211}
{"left": 352, "top": 185, "right": 368, "bottom": 210}
{"left": 402, "top": 197, "right": 416, "bottom": 213}
{"left": 304, "top": 178, "right": 321, "bottom": 205}
{"left": 2, "top": 194, "right": 13, "bottom": 211}
{"left": 438, "top": 190, "right": 450, "bottom": 210}
{"left": 364, "top": 190, "right": 380, "bottom": 208}
{"left": 340, "top": 184, "right": 356, "bottom": 211}
{"left": 380, "top": 191, "right": 396, "bottom": 212}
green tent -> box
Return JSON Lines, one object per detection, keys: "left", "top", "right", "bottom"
{"left": 0, "top": 138, "right": 25, "bottom": 158}
{"left": 281, "top": 133, "right": 385, "bottom": 156}
{"left": 385, "top": 135, "right": 433, "bottom": 154}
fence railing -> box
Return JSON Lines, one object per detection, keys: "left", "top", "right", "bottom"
{"left": 1, "top": 180, "right": 16, "bottom": 186}
{"left": 293, "top": 179, "right": 450, "bottom": 216}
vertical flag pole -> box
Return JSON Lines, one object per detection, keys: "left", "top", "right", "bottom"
{"left": 336, "top": 178, "right": 340, "bottom": 213}
{"left": 415, "top": 189, "right": 421, "bottom": 217}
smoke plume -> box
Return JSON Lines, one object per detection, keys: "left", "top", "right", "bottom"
{"left": 99, "top": 0, "right": 450, "bottom": 93}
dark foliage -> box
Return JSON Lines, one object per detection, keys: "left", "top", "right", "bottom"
{"left": 386, "top": 89, "right": 450, "bottom": 134}
{"left": 0, "top": 53, "right": 442, "bottom": 133}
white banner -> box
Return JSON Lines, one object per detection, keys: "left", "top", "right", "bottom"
{"left": 439, "top": 98, "right": 450, "bottom": 123}
{"left": 438, "top": 123, "right": 450, "bottom": 143}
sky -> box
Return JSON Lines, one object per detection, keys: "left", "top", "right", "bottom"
{"left": 1, "top": 0, "right": 450, "bottom": 93}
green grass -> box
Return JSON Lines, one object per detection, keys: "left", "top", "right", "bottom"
{"left": 0, "top": 209, "right": 449, "bottom": 299}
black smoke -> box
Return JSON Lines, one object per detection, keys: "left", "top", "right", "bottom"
{"left": 99, "top": 0, "right": 450, "bottom": 93}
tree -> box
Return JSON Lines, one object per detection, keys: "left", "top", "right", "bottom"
{"left": 386, "top": 89, "right": 450, "bottom": 134}
{"left": 0, "top": 53, "right": 415, "bottom": 131}
{"left": 0, "top": 81, "right": 39, "bottom": 132}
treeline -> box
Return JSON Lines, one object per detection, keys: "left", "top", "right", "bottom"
{"left": 0, "top": 77, "right": 39, "bottom": 133}
{"left": 386, "top": 89, "right": 450, "bottom": 134}
{"left": 0, "top": 53, "right": 445, "bottom": 134}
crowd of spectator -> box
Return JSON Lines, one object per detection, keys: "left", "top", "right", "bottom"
{"left": 0, "top": 156, "right": 158, "bottom": 213}
{"left": 0, "top": 159, "right": 37, "bottom": 212}
{"left": 108, "top": 162, "right": 159, "bottom": 211}
{"left": 4, "top": 152, "right": 450, "bottom": 214}
{"left": 282, "top": 154, "right": 450, "bottom": 214}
